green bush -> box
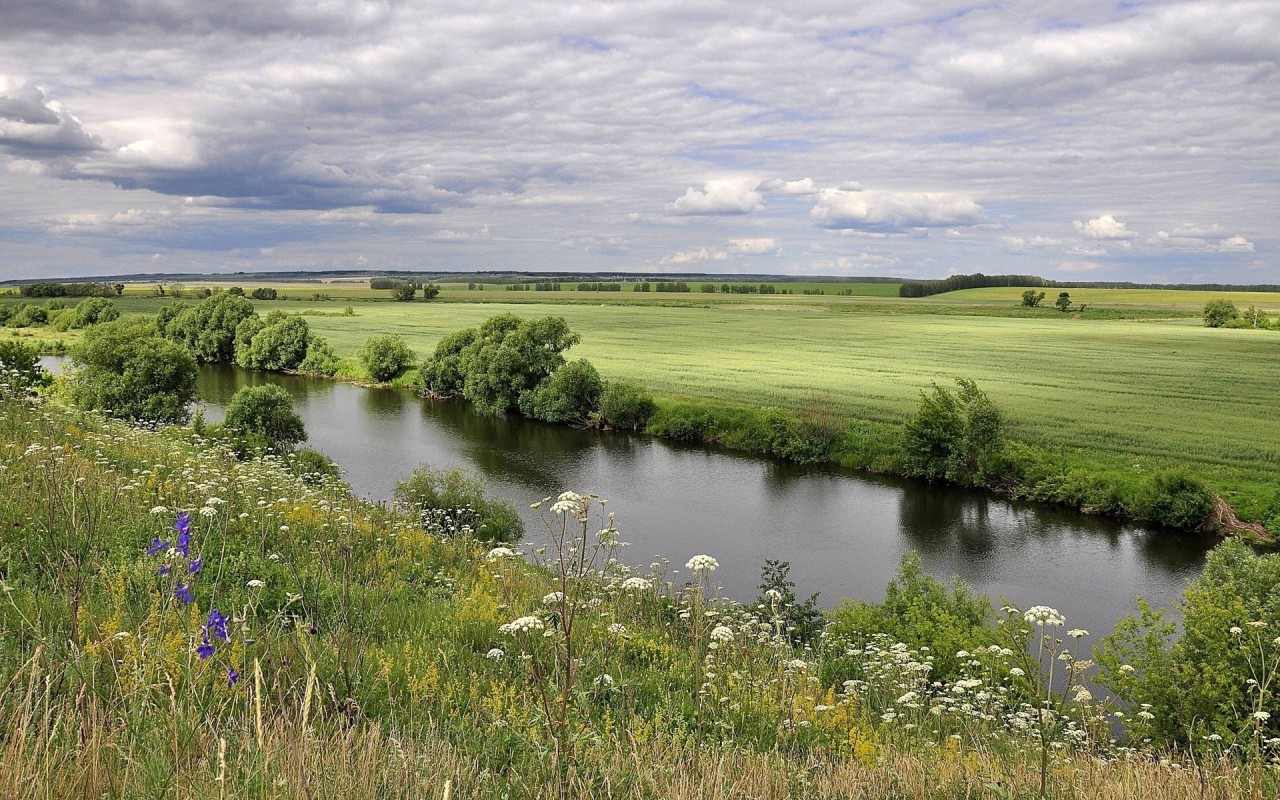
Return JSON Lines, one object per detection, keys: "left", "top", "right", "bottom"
{"left": 236, "top": 313, "right": 311, "bottom": 371}
{"left": 224, "top": 384, "right": 307, "bottom": 452}
{"left": 1202, "top": 299, "right": 1239, "bottom": 328}
{"left": 394, "top": 465, "right": 523, "bottom": 542}
{"left": 67, "top": 318, "right": 197, "bottom": 423}
{"left": 359, "top": 334, "right": 415, "bottom": 382}
{"left": 460, "top": 315, "right": 580, "bottom": 414}
{"left": 1098, "top": 540, "right": 1280, "bottom": 743}
{"left": 519, "top": 358, "right": 603, "bottom": 423}
{"left": 0, "top": 340, "right": 51, "bottom": 394}
{"left": 599, "top": 380, "right": 657, "bottom": 430}
{"left": 8, "top": 304, "right": 47, "bottom": 328}
{"left": 286, "top": 448, "right": 341, "bottom": 484}
{"left": 71, "top": 297, "right": 120, "bottom": 328}
{"left": 416, "top": 328, "right": 477, "bottom": 395}
{"left": 1133, "top": 469, "right": 1214, "bottom": 530}
{"left": 900, "top": 378, "right": 1006, "bottom": 487}
{"left": 250, "top": 287, "right": 278, "bottom": 300}
{"left": 298, "top": 336, "right": 340, "bottom": 376}
{"left": 163, "top": 293, "right": 257, "bottom": 363}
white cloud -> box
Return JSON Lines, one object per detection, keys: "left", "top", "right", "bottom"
{"left": 811, "top": 189, "right": 984, "bottom": 231}
{"left": 1074, "top": 215, "right": 1139, "bottom": 240}
{"left": 727, "top": 237, "right": 779, "bottom": 256}
{"left": 666, "top": 179, "right": 764, "bottom": 216}
{"left": 1215, "top": 235, "right": 1255, "bottom": 253}
{"left": 661, "top": 247, "right": 729, "bottom": 264}
{"left": 758, "top": 178, "right": 816, "bottom": 196}
{"left": 1002, "top": 235, "right": 1063, "bottom": 252}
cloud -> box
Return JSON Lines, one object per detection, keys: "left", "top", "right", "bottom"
{"left": 666, "top": 179, "right": 763, "bottom": 215}
{"left": 758, "top": 178, "right": 816, "bottom": 196}
{"left": 1074, "top": 215, "right": 1139, "bottom": 240}
{"left": 661, "top": 247, "right": 729, "bottom": 264}
{"left": 727, "top": 237, "right": 779, "bottom": 256}
{"left": 0, "top": 80, "right": 103, "bottom": 156}
{"left": 1001, "top": 235, "right": 1063, "bottom": 253}
{"left": 811, "top": 189, "right": 984, "bottom": 232}
{"left": 1215, "top": 235, "right": 1255, "bottom": 253}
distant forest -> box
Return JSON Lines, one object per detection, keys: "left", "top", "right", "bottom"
{"left": 897, "top": 273, "right": 1280, "bottom": 297}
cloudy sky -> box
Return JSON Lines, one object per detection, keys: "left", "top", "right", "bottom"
{"left": 0, "top": 1, "right": 1276, "bottom": 282}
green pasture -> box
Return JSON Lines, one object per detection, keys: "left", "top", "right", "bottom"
{"left": 934, "top": 286, "right": 1280, "bottom": 311}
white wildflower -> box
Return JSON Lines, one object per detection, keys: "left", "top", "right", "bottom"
{"left": 499, "top": 616, "right": 545, "bottom": 635}
{"left": 1067, "top": 629, "right": 1089, "bottom": 639}
{"left": 607, "top": 623, "right": 627, "bottom": 635}
{"left": 486, "top": 546, "right": 517, "bottom": 561}
{"left": 685, "top": 554, "right": 719, "bottom": 574}
{"left": 710, "top": 625, "right": 735, "bottom": 643}
{"left": 1024, "top": 605, "right": 1066, "bottom": 627}
{"left": 247, "top": 579, "right": 265, "bottom": 589}
{"left": 542, "top": 591, "right": 564, "bottom": 606}
{"left": 485, "top": 648, "right": 504, "bottom": 661}
{"left": 621, "top": 576, "right": 651, "bottom": 592}
{"left": 149, "top": 506, "right": 169, "bottom": 515}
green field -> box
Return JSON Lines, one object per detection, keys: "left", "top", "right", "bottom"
{"left": 6, "top": 281, "right": 1280, "bottom": 520}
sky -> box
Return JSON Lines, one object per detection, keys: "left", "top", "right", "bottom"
{"left": 0, "top": 1, "right": 1276, "bottom": 283}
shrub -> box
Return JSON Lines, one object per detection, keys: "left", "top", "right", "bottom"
{"left": 1133, "top": 469, "right": 1214, "bottom": 530}
{"left": 298, "top": 335, "right": 340, "bottom": 376}
{"left": 900, "top": 378, "right": 1006, "bottom": 486}
{"left": 519, "top": 358, "right": 603, "bottom": 422}
{"left": 163, "top": 293, "right": 257, "bottom": 363}
{"left": 236, "top": 313, "right": 311, "bottom": 371}
{"left": 459, "top": 315, "right": 580, "bottom": 414}
{"left": 359, "top": 334, "right": 415, "bottom": 382}
{"left": 8, "top": 303, "right": 47, "bottom": 328}
{"left": 391, "top": 284, "right": 416, "bottom": 301}
{"left": 0, "top": 340, "right": 50, "bottom": 394}
{"left": 67, "top": 318, "right": 197, "bottom": 423}
{"left": 71, "top": 297, "right": 120, "bottom": 328}
{"left": 1021, "top": 290, "right": 1046, "bottom": 307}
{"left": 598, "top": 380, "right": 657, "bottom": 430}
{"left": 417, "top": 328, "right": 477, "bottom": 395}
{"left": 1202, "top": 299, "right": 1239, "bottom": 328}
{"left": 250, "top": 287, "right": 278, "bottom": 300}
{"left": 224, "top": 384, "right": 307, "bottom": 452}
{"left": 286, "top": 447, "right": 341, "bottom": 484}
{"left": 394, "top": 465, "right": 523, "bottom": 542}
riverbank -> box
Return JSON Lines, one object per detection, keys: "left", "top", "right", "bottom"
{"left": 1, "top": 387, "right": 1275, "bottom": 799}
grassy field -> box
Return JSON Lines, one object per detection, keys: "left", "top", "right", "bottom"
{"left": 6, "top": 282, "right": 1279, "bottom": 520}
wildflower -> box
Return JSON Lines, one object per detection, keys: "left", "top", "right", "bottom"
{"left": 1119, "top": 664, "right": 1136, "bottom": 673}
{"left": 188, "top": 556, "right": 202, "bottom": 575}
{"left": 486, "top": 546, "right": 517, "bottom": 561}
{"left": 158, "top": 563, "right": 172, "bottom": 576}
{"left": 710, "top": 625, "right": 735, "bottom": 643}
{"left": 268, "top": 553, "right": 282, "bottom": 562}
{"left": 765, "top": 588, "right": 783, "bottom": 602}
{"left": 199, "top": 506, "right": 216, "bottom": 518}
{"left": 174, "top": 583, "right": 194, "bottom": 605}
{"left": 542, "top": 591, "right": 564, "bottom": 606}
{"left": 1248, "top": 621, "right": 1267, "bottom": 629}
{"left": 594, "top": 674, "right": 615, "bottom": 688}
{"left": 685, "top": 554, "right": 719, "bottom": 574}
{"left": 607, "top": 623, "right": 627, "bottom": 635}
{"left": 145, "top": 536, "right": 171, "bottom": 556}
{"left": 486, "top": 648, "right": 504, "bottom": 661}
{"left": 227, "top": 667, "right": 239, "bottom": 688}
{"left": 1008, "top": 667, "right": 1025, "bottom": 677}
{"left": 1230, "top": 626, "right": 1244, "bottom": 635}
{"left": 1024, "top": 605, "right": 1065, "bottom": 627}
{"left": 149, "top": 505, "right": 169, "bottom": 515}
{"left": 621, "top": 577, "right": 651, "bottom": 592}
{"left": 1068, "top": 629, "right": 1089, "bottom": 639}
{"left": 205, "top": 609, "right": 229, "bottom": 641}
{"left": 1254, "top": 711, "right": 1272, "bottom": 722}
{"left": 174, "top": 512, "right": 191, "bottom": 556}
{"left": 247, "top": 579, "right": 265, "bottom": 589}
{"left": 499, "top": 616, "right": 545, "bottom": 635}
{"left": 197, "top": 637, "right": 215, "bottom": 660}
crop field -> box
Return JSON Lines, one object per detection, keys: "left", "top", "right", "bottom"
{"left": 932, "top": 286, "right": 1280, "bottom": 311}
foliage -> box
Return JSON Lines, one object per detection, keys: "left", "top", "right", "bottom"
{"left": 519, "top": 358, "right": 604, "bottom": 423}
{"left": 236, "top": 313, "right": 311, "bottom": 371}
{"left": 756, "top": 559, "right": 823, "bottom": 645}
{"left": 224, "top": 384, "right": 307, "bottom": 452}
{"left": 298, "top": 335, "right": 340, "bottom": 376}
{"left": 416, "top": 327, "right": 478, "bottom": 395}
{"left": 1021, "top": 290, "right": 1046, "bottom": 307}
{"left": 1133, "top": 468, "right": 1215, "bottom": 530}
{"left": 0, "top": 340, "right": 51, "bottom": 394}
{"left": 286, "top": 447, "right": 341, "bottom": 484}
{"left": 422, "top": 283, "right": 441, "bottom": 300}
{"left": 900, "top": 378, "right": 1006, "bottom": 486}
{"left": 457, "top": 315, "right": 581, "bottom": 414}
{"left": 393, "top": 465, "right": 523, "bottom": 542}
{"left": 1054, "top": 292, "right": 1072, "bottom": 312}
{"left": 8, "top": 303, "right": 47, "bottom": 328}
{"left": 71, "top": 297, "right": 120, "bottom": 328}
{"left": 1203, "top": 299, "right": 1240, "bottom": 327}
{"left": 250, "top": 287, "right": 278, "bottom": 300}
{"left": 391, "top": 284, "right": 417, "bottom": 301}
{"left": 359, "top": 334, "right": 415, "bottom": 382}
{"left": 163, "top": 293, "right": 258, "bottom": 363}
{"left": 598, "top": 380, "right": 657, "bottom": 430}
{"left": 829, "top": 551, "right": 995, "bottom": 680}
{"left": 66, "top": 318, "right": 198, "bottom": 423}
{"left": 1099, "top": 540, "right": 1280, "bottom": 744}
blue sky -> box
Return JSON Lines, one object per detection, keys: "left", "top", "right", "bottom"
{"left": 0, "top": 1, "right": 1275, "bottom": 282}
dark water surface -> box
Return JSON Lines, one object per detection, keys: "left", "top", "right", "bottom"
{"left": 42, "top": 357, "right": 1211, "bottom": 637}
{"left": 190, "top": 364, "right": 1211, "bottom": 639}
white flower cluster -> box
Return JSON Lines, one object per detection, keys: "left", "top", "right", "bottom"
{"left": 498, "top": 615, "right": 545, "bottom": 635}
{"left": 542, "top": 591, "right": 564, "bottom": 606}
{"left": 620, "top": 576, "right": 651, "bottom": 592}
{"left": 486, "top": 546, "right": 517, "bottom": 561}
{"left": 550, "top": 491, "right": 585, "bottom": 515}
{"left": 685, "top": 554, "right": 719, "bottom": 574}
{"left": 709, "top": 625, "right": 735, "bottom": 643}
{"left": 1024, "top": 605, "right": 1066, "bottom": 627}
{"left": 485, "top": 648, "right": 504, "bottom": 661}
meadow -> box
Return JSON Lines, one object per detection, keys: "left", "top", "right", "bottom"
{"left": 5, "top": 278, "right": 1279, "bottom": 523}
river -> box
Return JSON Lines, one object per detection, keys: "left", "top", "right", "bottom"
{"left": 186, "top": 364, "right": 1211, "bottom": 640}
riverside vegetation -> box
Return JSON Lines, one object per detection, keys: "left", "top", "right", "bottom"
{"left": 1, "top": 356, "right": 1279, "bottom": 799}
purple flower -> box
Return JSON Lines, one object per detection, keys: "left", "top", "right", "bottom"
{"left": 227, "top": 667, "right": 239, "bottom": 688}
{"left": 174, "top": 583, "right": 193, "bottom": 605}
{"left": 158, "top": 564, "right": 172, "bottom": 576}
{"left": 196, "top": 636, "right": 214, "bottom": 660}
{"left": 205, "top": 608, "right": 229, "bottom": 641}
{"left": 188, "top": 556, "right": 202, "bottom": 575}
{"left": 174, "top": 512, "right": 191, "bottom": 557}
{"left": 145, "top": 537, "right": 170, "bottom": 556}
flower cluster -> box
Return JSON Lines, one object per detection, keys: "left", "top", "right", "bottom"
{"left": 685, "top": 554, "right": 719, "bottom": 575}
{"left": 1024, "top": 605, "right": 1066, "bottom": 627}
{"left": 499, "top": 615, "right": 545, "bottom": 635}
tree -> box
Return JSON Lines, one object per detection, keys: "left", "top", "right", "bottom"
{"left": 227, "top": 286, "right": 245, "bottom": 296}
{"left": 1241, "top": 305, "right": 1270, "bottom": 329}
{"left": 1054, "top": 291, "right": 1072, "bottom": 312}
{"left": 1021, "top": 290, "right": 1046, "bottom": 307}
{"left": 519, "top": 358, "right": 604, "bottom": 422}
{"left": 67, "top": 318, "right": 197, "bottom": 423}
{"left": 298, "top": 336, "right": 340, "bottom": 376}
{"left": 236, "top": 313, "right": 311, "bottom": 371}
{"left": 224, "top": 384, "right": 307, "bottom": 452}
{"left": 162, "top": 293, "right": 257, "bottom": 363}
{"left": 421, "top": 283, "right": 441, "bottom": 300}
{"left": 359, "top": 334, "right": 415, "bottom": 382}
{"left": 391, "top": 284, "right": 417, "bottom": 302}
{"left": 417, "top": 327, "right": 478, "bottom": 395}
{"left": 71, "top": 297, "right": 120, "bottom": 328}
{"left": 1202, "top": 299, "right": 1239, "bottom": 328}
{"left": 900, "top": 378, "right": 1006, "bottom": 486}
{"left": 250, "top": 287, "right": 278, "bottom": 301}
{"left": 598, "top": 380, "right": 657, "bottom": 430}
{"left": 460, "top": 315, "right": 580, "bottom": 414}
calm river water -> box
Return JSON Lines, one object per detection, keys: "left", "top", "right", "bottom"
{"left": 182, "top": 364, "right": 1211, "bottom": 639}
